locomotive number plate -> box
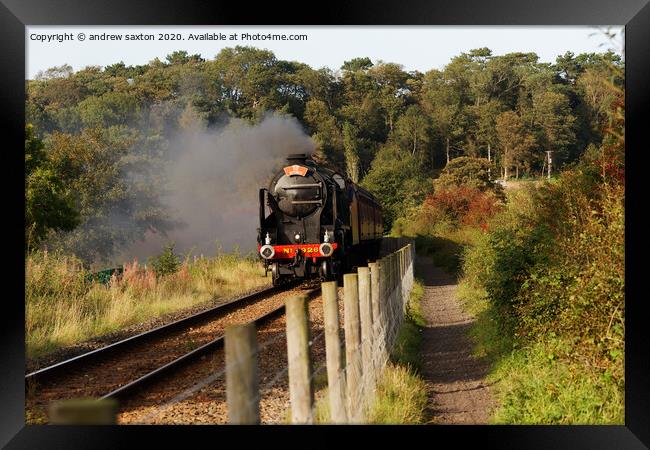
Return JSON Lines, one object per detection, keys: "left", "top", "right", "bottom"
{"left": 262, "top": 243, "right": 338, "bottom": 259}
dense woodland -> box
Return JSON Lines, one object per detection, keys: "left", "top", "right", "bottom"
{"left": 25, "top": 46, "right": 623, "bottom": 262}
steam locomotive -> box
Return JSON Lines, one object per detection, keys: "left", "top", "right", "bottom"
{"left": 257, "top": 154, "right": 383, "bottom": 285}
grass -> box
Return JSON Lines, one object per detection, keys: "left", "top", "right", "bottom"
{"left": 389, "top": 281, "right": 426, "bottom": 369}
{"left": 311, "top": 280, "right": 428, "bottom": 424}
{"left": 367, "top": 363, "right": 428, "bottom": 424}
{"left": 461, "top": 277, "right": 624, "bottom": 424}
{"left": 489, "top": 337, "right": 624, "bottom": 424}
{"left": 367, "top": 280, "right": 428, "bottom": 424}
{"left": 413, "top": 227, "right": 482, "bottom": 276}
{"left": 25, "top": 249, "right": 270, "bottom": 358}
{"left": 456, "top": 280, "right": 514, "bottom": 363}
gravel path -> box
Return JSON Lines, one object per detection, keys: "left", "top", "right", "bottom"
{"left": 417, "top": 255, "right": 493, "bottom": 424}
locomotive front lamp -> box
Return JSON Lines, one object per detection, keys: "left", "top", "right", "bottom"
{"left": 260, "top": 245, "right": 275, "bottom": 259}
{"left": 294, "top": 233, "right": 301, "bottom": 242}
{"left": 320, "top": 242, "right": 333, "bottom": 257}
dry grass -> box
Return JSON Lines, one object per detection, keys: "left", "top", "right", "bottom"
{"left": 368, "top": 363, "right": 428, "bottom": 424}
{"left": 26, "top": 250, "right": 270, "bottom": 358}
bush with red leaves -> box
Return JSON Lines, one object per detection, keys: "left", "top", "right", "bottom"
{"left": 423, "top": 185, "right": 501, "bottom": 229}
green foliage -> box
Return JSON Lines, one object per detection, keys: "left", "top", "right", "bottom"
{"left": 435, "top": 156, "right": 501, "bottom": 192}
{"left": 369, "top": 280, "right": 428, "bottom": 424}
{"left": 23, "top": 44, "right": 625, "bottom": 424}
{"left": 361, "top": 151, "right": 431, "bottom": 229}
{"left": 77, "top": 91, "right": 140, "bottom": 129}
{"left": 489, "top": 337, "right": 624, "bottom": 424}
{"left": 459, "top": 156, "right": 624, "bottom": 423}
{"left": 390, "top": 281, "right": 426, "bottom": 370}
{"left": 25, "top": 124, "right": 80, "bottom": 249}
{"left": 40, "top": 126, "right": 176, "bottom": 262}
{"left": 428, "top": 64, "right": 624, "bottom": 422}
{"left": 25, "top": 123, "right": 47, "bottom": 175}
{"left": 413, "top": 234, "right": 465, "bottom": 276}
{"left": 149, "top": 244, "right": 181, "bottom": 277}
{"left": 25, "top": 44, "right": 622, "bottom": 261}
{"left": 495, "top": 111, "right": 536, "bottom": 178}
{"left": 341, "top": 57, "right": 373, "bottom": 72}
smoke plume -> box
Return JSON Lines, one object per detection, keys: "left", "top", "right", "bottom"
{"left": 121, "top": 113, "right": 315, "bottom": 262}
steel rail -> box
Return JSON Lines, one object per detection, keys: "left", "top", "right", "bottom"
{"left": 26, "top": 281, "right": 300, "bottom": 386}
{"left": 102, "top": 286, "right": 321, "bottom": 400}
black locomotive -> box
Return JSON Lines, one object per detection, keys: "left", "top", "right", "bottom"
{"left": 257, "top": 154, "right": 383, "bottom": 285}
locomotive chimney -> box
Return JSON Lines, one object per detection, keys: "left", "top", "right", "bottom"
{"left": 286, "top": 153, "right": 308, "bottom": 165}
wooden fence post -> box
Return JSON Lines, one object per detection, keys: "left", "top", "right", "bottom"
{"left": 388, "top": 253, "right": 396, "bottom": 348}
{"left": 285, "top": 295, "right": 314, "bottom": 424}
{"left": 343, "top": 273, "right": 363, "bottom": 423}
{"left": 49, "top": 398, "right": 118, "bottom": 425}
{"left": 357, "top": 267, "right": 375, "bottom": 408}
{"left": 225, "top": 323, "right": 260, "bottom": 424}
{"left": 368, "top": 262, "right": 381, "bottom": 372}
{"left": 377, "top": 257, "right": 389, "bottom": 367}
{"left": 321, "top": 281, "right": 347, "bottom": 423}
{"left": 398, "top": 248, "right": 406, "bottom": 317}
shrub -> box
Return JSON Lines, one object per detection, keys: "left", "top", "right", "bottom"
{"left": 149, "top": 243, "right": 181, "bottom": 277}
{"left": 421, "top": 185, "right": 502, "bottom": 230}
{"left": 459, "top": 158, "right": 624, "bottom": 423}
{"left": 435, "top": 156, "right": 502, "bottom": 195}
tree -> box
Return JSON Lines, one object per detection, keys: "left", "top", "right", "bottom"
{"left": 368, "top": 62, "right": 409, "bottom": 131}
{"left": 149, "top": 243, "right": 181, "bottom": 276}
{"left": 434, "top": 156, "right": 498, "bottom": 193}
{"left": 44, "top": 127, "right": 176, "bottom": 261}
{"left": 304, "top": 99, "right": 344, "bottom": 169}
{"left": 392, "top": 104, "right": 430, "bottom": 159}
{"left": 468, "top": 99, "right": 503, "bottom": 162}
{"left": 342, "top": 122, "right": 361, "bottom": 183}
{"left": 24, "top": 45, "right": 621, "bottom": 254}
{"left": 341, "top": 57, "right": 373, "bottom": 72}
{"left": 577, "top": 67, "right": 622, "bottom": 135}
{"left": 211, "top": 46, "right": 284, "bottom": 120}
{"left": 77, "top": 91, "right": 140, "bottom": 129}
{"left": 362, "top": 147, "right": 430, "bottom": 229}
{"left": 165, "top": 50, "right": 204, "bottom": 65}
{"left": 530, "top": 91, "right": 576, "bottom": 167}
{"left": 25, "top": 125, "right": 79, "bottom": 249}
{"left": 495, "top": 111, "right": 536, "bottom": 180}
{"left": 34, "top": 64, "right": 73, "bottom": 81}
{"left": 420, "top": 69, "right": 463, "bottom": 167}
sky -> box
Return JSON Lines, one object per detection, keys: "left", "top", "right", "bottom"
{"left": 25, "top": 26, "right": 624, "bottom": 79}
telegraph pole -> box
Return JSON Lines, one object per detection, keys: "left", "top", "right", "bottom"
{"left": 487, "top": 143, "right": 492, "bottom": 181}
{"left": 546, "top": 151, "right": 553, "bottom": 180}
{"left": 446, "top": 137, "right": 450, "bottom": 165}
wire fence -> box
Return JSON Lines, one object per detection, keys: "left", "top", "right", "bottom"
{"left": 226, "top": 237, "right": 415, "bottom": 424}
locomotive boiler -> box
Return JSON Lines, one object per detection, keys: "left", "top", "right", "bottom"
{"left": 257, "top": 154, "right": 383, "bottom": 285}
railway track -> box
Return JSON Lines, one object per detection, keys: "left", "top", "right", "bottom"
{"left": 26, "top": 281, "right": 320, "bottom": 422}
{"left": 103, "top": 285, "right": 321, "bottom": 401}
{"left": 118, "top": 283, "right": 335, "bottom": 424}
